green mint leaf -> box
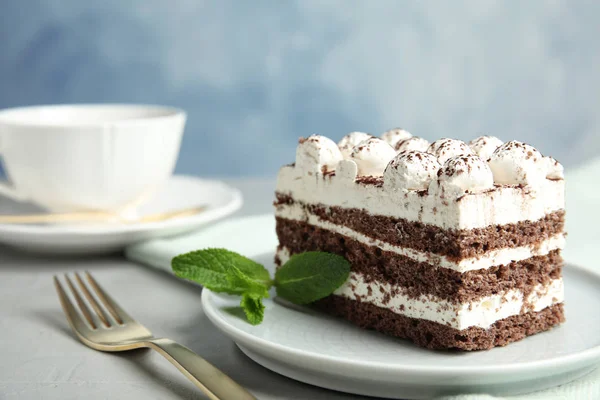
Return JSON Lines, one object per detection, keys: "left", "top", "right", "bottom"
{"left": 229, "top": 264, "right": 270, "bottom": 299}
{"left": 172, "top": 248, "right": 271, "bottom": 295}
{"left": 275, "top": 252, "right": 350, "bottom": 305}
{"left": 241, "top": 293, "right": 265, "bottom": 325}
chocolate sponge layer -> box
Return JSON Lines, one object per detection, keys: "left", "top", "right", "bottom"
{"left": 314, "top": 296, "right": 564, "bottom": 351}
{"left": 274, "top": 193, "right": 565, "bottom": 260}
{"left": 276, "top": 218, "right": 563, "bottom": 302}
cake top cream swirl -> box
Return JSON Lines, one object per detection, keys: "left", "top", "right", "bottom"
{"left": 291, "top": 133, "right": 562, "bottom": 192}
{"left": 488, "top": 141, "right": 546, "bottom": 186}
{"left": 395, "top": 137, "right": 430, "bottom": 153}
{"left": 384, "top": 151, "right": 440, "bottom": 190}
{"left": 427, "top": 138, "right": 474, "bottom": 164}
{"left": 433, "top": 155, "right": 494, "bottom": 195}
{"left": 281, "top": 133, "right": 564, "bottom": 229}
{"left": 295, "top": 135, "right": 343, "bottom": 174}
{"left": 380, "top": 128, "right": 412, "bottom": 148}
{"left": 350, "top": 138, "right": 396, "bottom": 176}
{"left": 338, "top": 132, "right": 373, "bottom": 159}
{"left": 469, "top": 135, "right": 503, "bottom": 161}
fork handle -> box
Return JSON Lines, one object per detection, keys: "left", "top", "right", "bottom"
{"left": 148, "top": 338, "right": 257, "bottom": 400}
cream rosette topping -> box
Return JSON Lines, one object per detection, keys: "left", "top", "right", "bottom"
{"left": 295, "top": 135, "right": 343, "bottom": 174}
{"left": 469, "top": 135, "right": 504, "bottom": 161}
{"left": 395, "top": 137, "right": 430, "bottom": 153}
{"left": 432, "top": 155, "right": 494, "bottom": 196}
{"left": 384, "top": 151, "right": 441, "bottom": 190}
{"left": 544, "top": 156, "right": 564, "bottom": 180}
{"left": 380, "top": 128, "right": 412, "bottom": 148}
{"left": 427, "top": 138, "right": 474, "bottom": 164}
{"left": 338, "top": 132, "right": 373, "bottom": 159}
{"left": 350, "top": 138, "right": 396, "bottom": 176}
{"left": 488, "top": 141, "right": 546, "bottom": 186}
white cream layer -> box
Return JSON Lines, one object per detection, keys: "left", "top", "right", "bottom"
{"left": 276, "top": 248, "right": 564, "bottom": 330}
{"left": 336, "top": 272, "right": 564, "bottom": 330}
{"left": 275, "top": 165, "right": 565, "bottom": 230}
{"left": 275, "top": 203, "right": 565, "bottom": 273}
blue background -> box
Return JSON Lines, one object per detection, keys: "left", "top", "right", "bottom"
{"left": 1, "top": 1, "right": 598, "bottom": 177}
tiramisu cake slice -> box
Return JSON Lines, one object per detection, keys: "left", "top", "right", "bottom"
{"left": 273, "top": 130, "right": 565, "bottom": 350}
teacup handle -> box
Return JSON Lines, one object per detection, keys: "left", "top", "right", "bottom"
{"left": 0, "top": 135, "right": 28, "bottom": 201}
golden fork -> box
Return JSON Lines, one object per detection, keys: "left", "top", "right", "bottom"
{"left": 54, "top": 272, "right": 256, "bottom": 400}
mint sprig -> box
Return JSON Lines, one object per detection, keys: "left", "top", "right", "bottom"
{"left": 171, "top": 248, "right": 350, "bottom": 325}
{"left": 274, "top": 252, "right": 350, "bottom": 304}
{"left": 172, "top": 249, "right": 272, "bottom": 296}
{"left": 240, "top": 293, "right": 265, "bottom": 325}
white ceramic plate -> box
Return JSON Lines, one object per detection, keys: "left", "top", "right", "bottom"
{"left": 0, "top": 175, "right": 242, "bottom": 254}
{"left": 199, "top": 220, "right": 600, "bottom": 399}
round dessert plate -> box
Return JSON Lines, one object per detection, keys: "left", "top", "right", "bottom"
{"left": 0, "top": 175, "right": 242, "bottom": 254}
{"left": 201, "top": 216, "right": 600, "bottom": 399}
{"left": 204, "top": 264, "right": 600, "bottom": 399}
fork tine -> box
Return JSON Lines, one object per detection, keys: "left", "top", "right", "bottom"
{"left": 84, "top": 272, "right": 133, "bottom": 324}
{"left": 65, "top": 275, "right": 100, "bottom": 330}
{"left": 75, "top": 273, "right": 111, "bottom": 328}
{"left": 54, "top": 276, "right": 94, "bottom": 335}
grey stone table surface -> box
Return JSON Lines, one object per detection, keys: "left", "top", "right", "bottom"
{"left": 0, "top": 178, "right": 370, "bottom": 400}
{"left": 1, "top": 170, "right": 599, "bottom": 400}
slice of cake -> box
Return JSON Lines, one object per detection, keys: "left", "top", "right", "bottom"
{"left": 273, "top": 130, "right": 565, "bottom": 350}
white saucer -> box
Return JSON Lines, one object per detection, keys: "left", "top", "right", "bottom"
{"left": 198, "top": 215, "right": 600, "bottom": 399}
{"left": 0, "top": 175, "right": 242, "bottom": 254}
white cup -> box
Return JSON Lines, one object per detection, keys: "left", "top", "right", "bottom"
{"left": 0, "top": 104, "right": 186, "bottom": 213}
